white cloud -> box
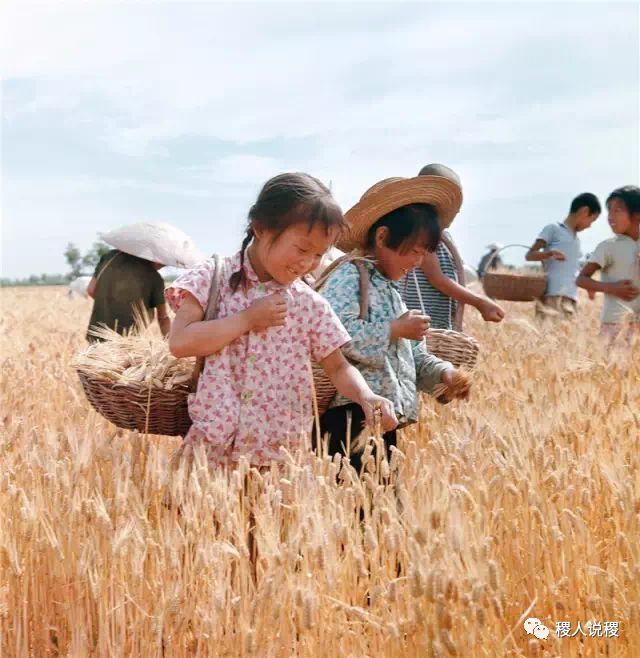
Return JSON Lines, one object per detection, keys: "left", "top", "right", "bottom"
{"left": 1, "top": 1, "right": 638, "bottom": 277}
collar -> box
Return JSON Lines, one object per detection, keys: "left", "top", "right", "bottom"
{"left": 614, "top": 233, "right": 639, "bottom": 243}
{"left": 362, "top": 258, "right": 400, "bottom": 290}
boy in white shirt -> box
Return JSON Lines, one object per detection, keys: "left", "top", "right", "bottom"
{"left": 577, "top": 185, "right": 640, "bottom": 344}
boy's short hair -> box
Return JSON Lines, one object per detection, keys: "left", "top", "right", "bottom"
{"left": 606, "top": 185, "right": 640, "bottom": 215}
{"left": 569, "top": 192, "right": 601, "bottom": 215}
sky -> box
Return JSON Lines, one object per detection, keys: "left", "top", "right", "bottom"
{"left": 1, "top": 1, "right": 639, "bottom": 279}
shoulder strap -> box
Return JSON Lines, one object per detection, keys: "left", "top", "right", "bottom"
{"left": 94, "top": 252, "right": 121, "bottom": 285}
{"left": 190, "top": 254, "right": 224, "bottom": 390}
{"left": 313, "top": 252, "right": 370, "bottom": 320}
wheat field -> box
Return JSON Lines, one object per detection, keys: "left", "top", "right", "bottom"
{"left": 0, "top": 286, "right": 638, "bottom": 658}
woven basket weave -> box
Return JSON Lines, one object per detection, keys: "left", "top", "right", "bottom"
{"left": 426, "top": 328, "right": 479, "bottom": 370}
{"left": 482, "top": 244, "right": 547, "bottom": 302}
{"left": 77, "top": 369, "right": 192, "bottom": 436}
{"left": 76, "top": 255, "right": 224, "bottom": 437}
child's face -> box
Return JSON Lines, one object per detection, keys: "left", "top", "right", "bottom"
{"left": 607, "top": 198, "right": 634, "bottom": 235}
{"left": 373, "top": 227, "right": 429, "bottom": 281}
{"left": 574, "top": 207, "right": 600, "bottom": 232}
{"left": 258, "top": 221, "right": 338, "bottom": 285}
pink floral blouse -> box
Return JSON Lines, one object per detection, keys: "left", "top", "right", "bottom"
{"left": 165, "top": 252, "right": 350, "bottom": 466}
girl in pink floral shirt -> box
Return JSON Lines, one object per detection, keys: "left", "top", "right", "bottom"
{"left": 166, "top": 173, "right": 397, "bottom": 467}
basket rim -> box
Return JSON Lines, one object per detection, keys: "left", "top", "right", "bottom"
{"left": 76, "top": 367, "right": 190, "bottom": 395}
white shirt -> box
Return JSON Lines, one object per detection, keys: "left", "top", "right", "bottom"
{"left": 590, "top": 234, "right": 640, "bottom": 324}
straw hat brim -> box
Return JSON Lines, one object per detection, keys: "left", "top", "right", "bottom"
{"left": 338, "top": 175, "right": 463, "bottom": 252}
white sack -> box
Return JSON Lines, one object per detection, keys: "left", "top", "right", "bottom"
{"left": 100, "top": 221, "right": 205, "bottom": 269}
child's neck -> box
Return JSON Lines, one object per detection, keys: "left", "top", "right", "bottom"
{"left": 246, "top": 243, "right": 273, "bottom": 282}
{"left": 564, "top": 215, "right": 578, "bottom": 233}
{"left": 623, "top": 223, "right": 640, "bottom": 240}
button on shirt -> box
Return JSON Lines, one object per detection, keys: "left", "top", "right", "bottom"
{"left": 538, "top": 223, "right": 582, "bottom": 300}
{"left": 319, "top": 260, "right": 453, "bottom": 427}
{"left": 165, "top": 252, "right": 350, "bottom": 466}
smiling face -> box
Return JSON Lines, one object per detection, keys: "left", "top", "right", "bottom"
{"left": 254, "top": 220, "right": 338, "bottom": 285}
{"left": 372, "top": 226, "right": 430, "bottom": 281}
{"left": 607, "top": 197, "right": 634, "bottom": 236}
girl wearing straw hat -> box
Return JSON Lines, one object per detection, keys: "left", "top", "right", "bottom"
{"left": 401, "top": 164, "right": 504, "bottom": 331}
{"left": 313, "top": 171, "right": 471, "bottom": 473}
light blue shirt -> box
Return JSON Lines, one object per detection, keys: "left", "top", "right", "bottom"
{"left": 319, "top": 260, "right": 453, "bottom": 427}
{"left": 538, "top": 223, "right": 582, "bottom": 300}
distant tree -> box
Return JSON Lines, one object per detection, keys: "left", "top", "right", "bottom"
{"left": 64, "top": 243, "right": 83, "bottom": 279}
{"left": 64, "top": 239, "right": 110, "bottom": 279}
{"left": 81, "top": 241, "right": 111, "bottom": 273}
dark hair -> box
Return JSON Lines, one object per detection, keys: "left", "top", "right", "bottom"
{"left": 230, "top": 173, "right": 346, "bottom": 292}
{"left": 365, "top": 203, "right": 441, "bottom": 254}
{"left": 569, "top": 192, "right": 601, "bottom": 215}
{"left": 606, "top": 185, "right": 640, "bottom": 215}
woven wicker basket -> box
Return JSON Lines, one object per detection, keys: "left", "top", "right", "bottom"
{"left": 482, "top": 244, "right": 547, "bottom": 302}
{"left": 426, "top": 328, "right": 479, "bottom": 370}
{"left": 311, "top": 364, "right": 337, "bottom": 416}
{"left": 77, "top": 369, "right": 192, "bottom": 436}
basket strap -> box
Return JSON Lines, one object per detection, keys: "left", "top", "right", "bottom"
{"left": 94, "top": 251, "right": 121, "bottom": 286}
{"left": 190, "top": 254, "right": 224, "bottom": 391}
{"left": 313, "top": 252, "right": 370, "bottom": 320}
{"left": 485, "top": 243, "right": 533, "bottom": 269}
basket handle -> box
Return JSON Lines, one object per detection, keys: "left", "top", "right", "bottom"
{"left": 485, "top": 243, "right": 534, "bottom": 270}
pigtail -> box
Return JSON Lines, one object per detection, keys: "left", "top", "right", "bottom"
{"left": 229, "top": 227, "right": 254, "bottom": 292}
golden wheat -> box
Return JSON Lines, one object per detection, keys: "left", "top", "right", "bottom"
{"left": 0, "top": 286, "right": 638, "bottom": 657}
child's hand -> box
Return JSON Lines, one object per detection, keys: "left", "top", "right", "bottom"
{"left": 246, "top": 293, "right": 288, "bottom": 330}
{"left": 391, "top": 310, "right": 430, "bottom": 341}
{"left": 587, "top": 289, "right": 597, "bottom": 300}
{"left": 547, "top": 250, "right": 566, "bottom": 261}
{"left": 359, "top": 394, "right": 398, "bottom": 432}
{"left": 439, "top": 368, "right": 471, "bottom": 400}
{"left": 478, "top": 299, "right": 505, "bottom": 322}
{"left": 610, "top": 280, "right": 640, "bottom": 301}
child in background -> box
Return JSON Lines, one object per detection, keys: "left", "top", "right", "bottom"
{"left": 401, "top": 164, "right": 504, "bottom": 330}
{"left": 526, "top": 192, "right": 601, "bottom": 318}
{"left": 315, "top": 171, "right": 471, "bottom": 473}
{"left": 166, "top": 173, "right": 397, "bottom": 468}
{"left": 577, "top": 185, "right": 640, "bottom": 344}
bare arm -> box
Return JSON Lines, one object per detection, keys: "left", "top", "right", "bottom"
{"left": 168, "top": 292, "right": 254, "bottom": 358}
{"left": 577, "top": 262, "right": 640, "bottom": 300}
{"left": 526, "top": 238, "right": 566, "bottom": 263}
{"left": 87, "top": 277, "right": 97, "bottom": 299}
{"left": 169, "top": 291, "right": 289, "bottom": 358}
{"left": 155, "top": 303, "right": 171, "bottom": 338}
{"left": 320, "top": 348, "right": 397, "bottom": 430}
{"left": 419, "top": 252, "right": 505, "bottom": 322}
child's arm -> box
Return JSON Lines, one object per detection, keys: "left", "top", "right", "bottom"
{"left": 169, "top": 291, "right": 286, "bottom": 358}
{"left": 413, "top": 342, "right": 471, "bottom": 402}
{"left": 577, "top": 263, "right": 640, "bottom": 300}
{"left": 87, "top": 277, "right": 97, "bottom": 299}
{"left": 412, "top": 341, "right": 454, "bottom": 395}
{"left": 525, "top": 238, "right": 566, "bottom": 262}
{"left": 320, "top": 349, "right": 398, "bottom": 431}
{"left": 156, "top": 304, "right": 171, "bottom": 338}
{"left": 419, "top": 252, "right": 505, "bottom": 322}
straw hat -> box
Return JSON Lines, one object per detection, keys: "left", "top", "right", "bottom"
{"left": 338, "top": 165, "right": 463, "bottom": 252}
{"left": 100, "top": 221, "right": 205, "bottom": 269}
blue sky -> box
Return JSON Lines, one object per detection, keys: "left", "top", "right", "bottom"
{"left": 2, "top": 1, "right": 638, "bottom": 278}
